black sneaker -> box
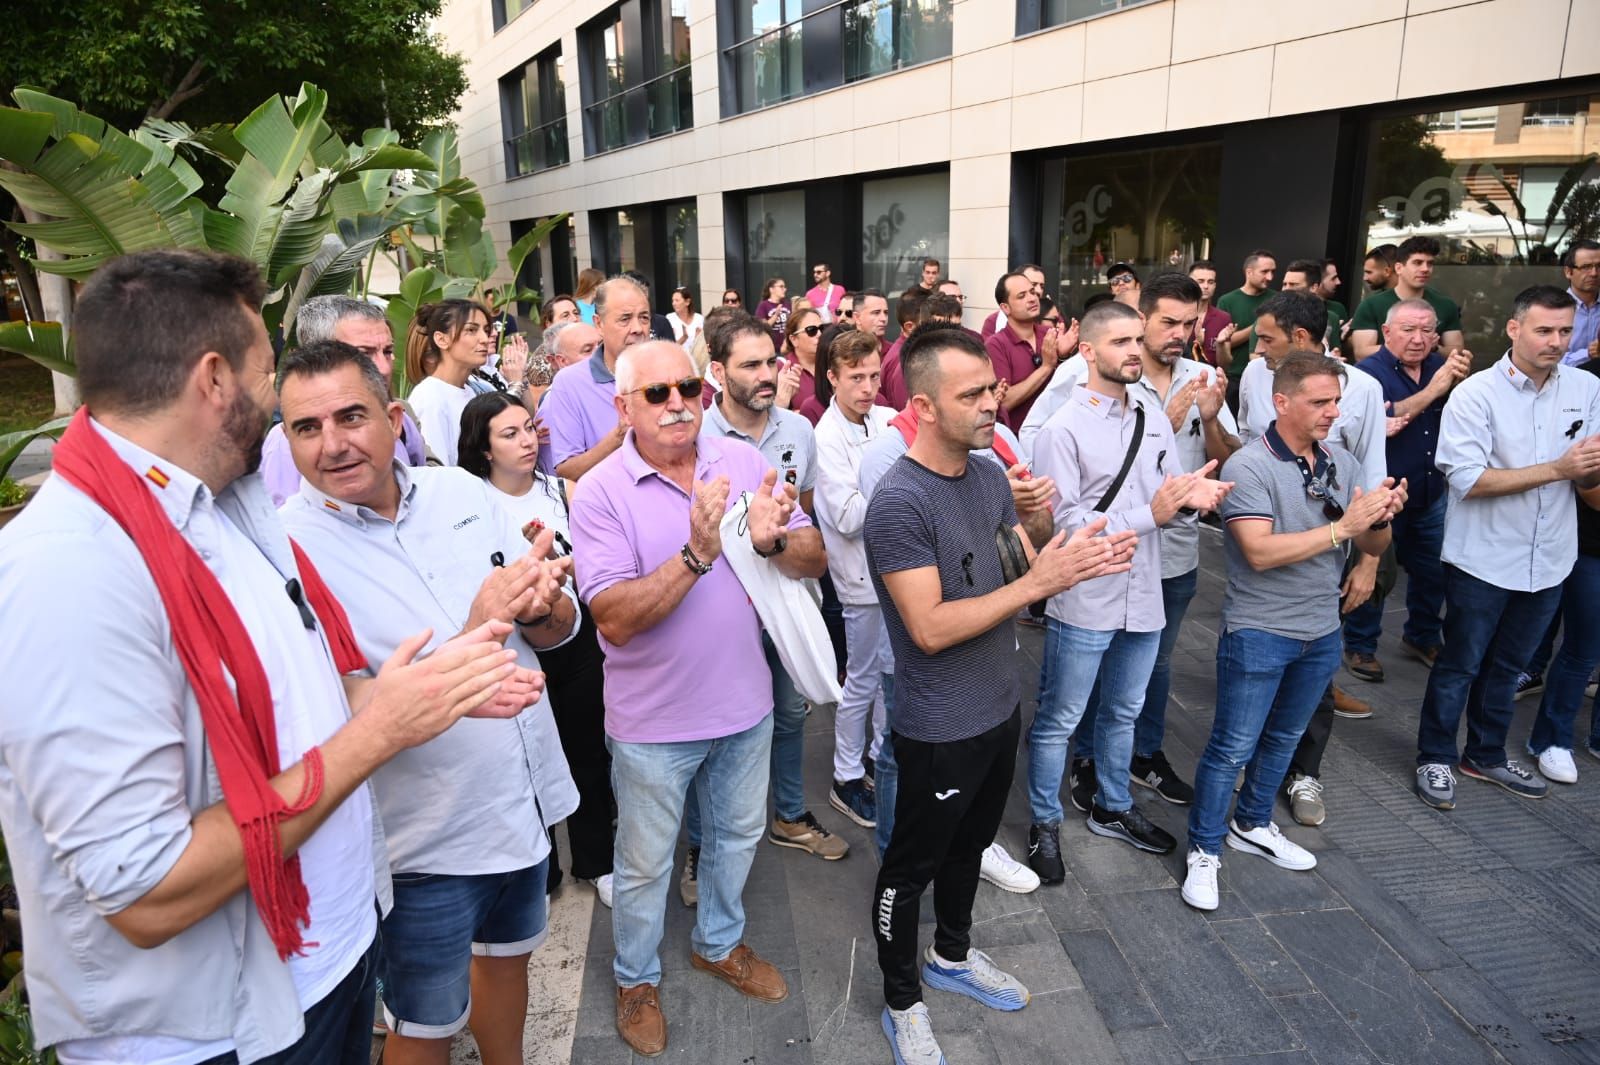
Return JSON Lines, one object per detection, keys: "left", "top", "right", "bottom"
{"left": 1130, "top": 751, "right": 1194, "bottom": 805}
{"left": 1514, "top": 672, "right": 1544, "bottom": 701}
{"left": 1086, "top": 803, "right": 1176, "bottom": 854}
{"left": 1027, "top": 822, "right": 1065, "bottom": 884}
{"left": 1068, "top": 760, "right": 1097, "bottom": 814}
{"left": 862, "top": 755, "right": 876, "bottom": 790}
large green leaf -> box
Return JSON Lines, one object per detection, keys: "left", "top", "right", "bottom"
{"left": 0, "top": 416, "right": 71, "bottom": 483}
{"left": 0, "top": 321, "right": 71, "bottom": 375}
{"left": 231, "top": 84, "right": 329, "bottom": 203}
{"left": 0, "top": 106, "right": 54, "bottom": 166}
{"left": 505, "top": 213, "right": 568, "bottom": 280}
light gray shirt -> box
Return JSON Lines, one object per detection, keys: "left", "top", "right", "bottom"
{"left": 1032, "top": 387, "right": 1174, "bottom": 633}
{"left": 1238, "top": 356, "right": 1388, "bottom": 492}
{"left": 1022, "top": 354, "right": 1237, "bottom": 578}
{"left": 701, "top": 399, "right": 818, "bottom": 493}
{"left": 1220, "top": 432, "right": 1357, "bottom": 641}
{"left": 281, "top": 464, "right": 580, "bottom": 874}
{"left": 0, "top": 422, "right": 388, "bottom": 1062}
{"left": 1437, "top": 352, "right": 1600, "bottom": 592}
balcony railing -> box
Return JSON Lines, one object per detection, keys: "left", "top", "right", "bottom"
{"left": 583, "top": 64, "right": 694, "bottom": 155}
{"left": 507, "top": 117, "right": 570, "bottom": 177}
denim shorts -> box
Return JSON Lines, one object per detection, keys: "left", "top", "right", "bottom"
{"left": 379, "top": 859, "right": 549, "bottom": 1038}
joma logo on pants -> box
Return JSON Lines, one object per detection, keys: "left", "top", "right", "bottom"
{"left": 876, "top": 887, "right": 896, "bottom": 941}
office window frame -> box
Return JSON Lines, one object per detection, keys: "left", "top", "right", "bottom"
{"left": 500, "top": 45, "right": 571, "bottom": 179}
{"left": 491, "top": 0, "right": 537, "bottom": 32}
{"left": 1015, "top": 0, "right": 1159, "bottom": 40}
{"left": 579, "top": 0, "right": 695, "bottom": 157}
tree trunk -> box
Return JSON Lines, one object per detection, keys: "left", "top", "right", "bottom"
{"left": 18, "top": 205, "right": 78, "bottom": 414}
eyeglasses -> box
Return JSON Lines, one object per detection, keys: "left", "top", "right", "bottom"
{"left": 723, "top": 296, "right": 742, "bottom": 306}
{"left": 839, "top": 309, "right": 855, "bottom": 319}
{"left": 812, "top": 269, "right": 826, "bottom": 277}
{"left": 1572, "top": 262, "right": 1600, "bottom": 273}
{"left": 1108, "top": 274, "right": 1135, "bottom": 287}
{"left": 797, "top": 324, "right": 824, "bottom": 337}
{"left": 629, "top": 377, "right": 705, "bottom": 405}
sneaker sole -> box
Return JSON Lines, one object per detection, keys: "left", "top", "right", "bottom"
{"left": 1180, "top": 884, "right": 1219, "bottom": 911}
{"left": 1399, "top": 643, "right": 1438, "bottom": 668}
{"left": 1331, "top": 707, "right": 1373, "bottom": 720}
{"left": 1513, "top": 687, "right": 1544, "bottom": 701}
{"left": 1289, "top": 806, "right": 1326, "bottom": 827}
{"left": 920, "top": 965, "right": 1029, "bottom": 1011}
{"left": 1344, "top": 661, "right": 1384, "bottom": 682}
{"left": 1414, "top": 784, "right": 1455, "bottom": 811}
{"left": 829, "top": 792, "right": 877, "bottom": 828}
{"left": 881, "top": 1008, "right": 948, "bottom": 1065}
{"left": 979, "top": 869, "right": 1041, "bottom": 893}
{"left": 767, "top": 832, "right": 849, "bottom": 859}
{"left": 1225, "top": 828, "right": 1317, "bottom": 870}
{"left": 1131, "top": 775, "right": 1193, "bottom": 805}
{"left": 1069, "top": 792, "right": 1093, "bottom": 814}
{"left": 1085, "top": 815, "right": 1175, "bottom": 854}
{"left": 1458, "top": 763, "right": 1547, "bottom": 799}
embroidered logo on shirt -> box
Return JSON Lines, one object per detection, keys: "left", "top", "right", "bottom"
{"left": 452, "top": 514, "right": 481, "bottom": 530}
{"left": 144, "top": 466, "right": 170, "bottom": 489}
{"left": 322, "top": 499, "right": 342, "bottom": 512}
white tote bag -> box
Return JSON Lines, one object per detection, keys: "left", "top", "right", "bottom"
{"left": 719, "top": 492, "right": 843, "bottom": 705}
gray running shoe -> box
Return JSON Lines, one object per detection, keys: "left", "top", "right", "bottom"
{"left": 1415, "top": 763, "right": 1455, "bottom": 810}
{"left": 1459, "top": 758, "right": 1547, "bottom": 799}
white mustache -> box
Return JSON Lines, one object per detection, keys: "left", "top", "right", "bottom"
{"left": 658, "top": 409, "right": 696, "bottom": 427}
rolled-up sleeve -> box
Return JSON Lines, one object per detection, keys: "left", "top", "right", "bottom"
{"left": 0, "top": 530, "right": 194, "bottom": 915}
{"left": 1435, "top": 383, "right": 1490, "bottom": 499}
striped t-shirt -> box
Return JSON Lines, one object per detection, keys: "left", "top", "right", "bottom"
{"left": 864, "top": 454, "right": 1020, "bottom": 742}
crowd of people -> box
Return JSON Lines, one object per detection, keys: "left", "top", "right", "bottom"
{"left": 0, "top": 234, "right": 1596, "bottom": 1065}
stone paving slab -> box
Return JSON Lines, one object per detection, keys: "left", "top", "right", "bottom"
{"left": 555, "top": 531, "right": 1600, "bottom": 1065}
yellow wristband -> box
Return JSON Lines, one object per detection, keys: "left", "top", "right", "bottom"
{"left": 1330, "top": 523, "right": 1340, "bottom": 549}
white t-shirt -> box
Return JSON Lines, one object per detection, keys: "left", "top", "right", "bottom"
{"left": 408, "top": 375, "right": 474, "bottom": 466}
{"left": 669, "top": 312, "right": 704, "bottom": 351}
{"left": 485, "top": 476, "right": 573, "bottom": 550}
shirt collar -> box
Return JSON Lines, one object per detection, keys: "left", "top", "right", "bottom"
{"left": 298, "top": 459, "right": 416, "bottom": 527}
{"left": 619, "top": 430, "right": 722, "bottom": 485}
{"left": 1498, "top": 350, "right": 1558, "bottom": 393}
{"left": 1570, "top": 286, "right": 1598, "bottom": 310}
{"left": 704, "top": 396, "right": 775, "bottom": 446}
{"left": 1262, "top": 421, "right": 1332, "bottom": 478}
{"left": 589, "top": 347, "right": 617, "bottom": 385}
{"left": 1070, "top": 384, "right": 1132, "bottom": 420}
{"left": 90, "top": 417, "right": 211, "bottom": 531}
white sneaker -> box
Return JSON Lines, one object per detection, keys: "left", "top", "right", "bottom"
{"left": 881, "top": 1002, "right": 947, "bottom": 1065}
{"left": 979, "top": 842, "right": 1041, "bottom": 894}
{"left": 1225, "top": 819, "right": 1317, "bottom": 871}
{"left": 1181, "top": 849, "right": 1221, "bottom": 911}
{"left": 1536, "top": 747, "right": 1578, "bottom": 785}
{"left": 587, "top": 873, "right": 614, "bottom": 909}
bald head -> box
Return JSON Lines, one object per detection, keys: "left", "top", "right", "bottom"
{"left": 614, "top": 339, "right": 696, "bottom": 396}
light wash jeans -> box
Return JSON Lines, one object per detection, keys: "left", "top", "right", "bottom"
{"left": 1027, "top": 618, "right": 1160, "bottom": 822}
{"left": 837, "top": 602, "right": 890, "bottom": 781}
{"left": 609, "top": 713, "right": 773, "bottom": 987}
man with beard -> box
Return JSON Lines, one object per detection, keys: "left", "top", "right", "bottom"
{"left": 1362, "top": 245, "right": 1397, "bottom": 296}
{"left": 1025, "top": 299, "right": 1233, "bottom": 877}
{"left": 543, "top": 276, "right": 652, "bottom": 479}
{"left": 986, "top": 271, "right": 1067, "bottom": 431}
{"left": 0, "top": 250, "right": 525, "bottom": 1063}
{"left": 1021, "top": 274, "right": 1241, "bottom": 833}
{"left": 1349, "top": 236, "right": 1465, "bottom": 361}
{"left": 691, "top": 314, "right": 848, "bottom": 877}
{"left": 867, "top": 326, "right": 1136, "bottom": 1064}
{"left": 568, "top": 340, "right": 826, "bottom": 1056}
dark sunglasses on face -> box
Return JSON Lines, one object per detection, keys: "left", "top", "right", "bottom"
{"left": 797, "top": 324, "right": 824, "bottom": 337}
{"left": 839, "top": 309, "right": 855, "bottom": 318}
{"left": 631, "top": 377, "right": 705, "bottom": 404}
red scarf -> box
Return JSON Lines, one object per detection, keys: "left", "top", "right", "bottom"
{"left": 52, "top": 409, "right": 367, "bottom": 959}
{"left": 889, "top": 405, "right": 1024, "bottom": 470}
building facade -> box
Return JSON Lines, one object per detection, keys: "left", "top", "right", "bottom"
{"left": 444, "top": 0, "right": 1600, "bottom": 356}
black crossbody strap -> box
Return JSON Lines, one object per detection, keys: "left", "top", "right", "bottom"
{"left": 1094, "top": 405, "right": 1145, "bottom": 513}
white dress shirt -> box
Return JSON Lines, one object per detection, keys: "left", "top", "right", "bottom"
{"left": 815, "top": 401, "right": 896, "bottom": 605}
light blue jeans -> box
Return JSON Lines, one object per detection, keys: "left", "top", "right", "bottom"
{"left": 1027, "top": 619, "right": 1160, "bottom": 822}
{"left": 609, "top": 713, "right": 773, "bottom": 987}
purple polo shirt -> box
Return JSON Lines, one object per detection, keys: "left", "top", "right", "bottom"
{"left": 568, "top": 431, "right": 813, "bottom": 743}
{"left": 985, "top": 321, "right": 1050, "bottom": 431}
{"left": 542, "top": 347, "right": 621, "bottom": 470}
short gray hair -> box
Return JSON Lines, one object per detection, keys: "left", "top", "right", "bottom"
{"left": 594, "top": 276, "right": 647, "bottom": 321}
{"left": 615, "top": 340, "right": 695, "bottom": 396}
{"left": 544, "top": 321, "right": 578, "bottom": 353}
{"left": 1384, "top": 297, "right": 1437, "bottom": 327}
{"left": 297, "top": 295, "right": 388, "bottom": 344}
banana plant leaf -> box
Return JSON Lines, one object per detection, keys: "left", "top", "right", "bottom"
{"left": 0, "top": 320, "right": 71, "bottom": 375}
{"left": 0, "top": 416, "right": 71, "bottom": 483}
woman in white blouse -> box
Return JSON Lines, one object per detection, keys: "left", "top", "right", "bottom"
{"left": 458, "top": 391, "right": 616, "bottom": 907}
{"left": 404, "top": 300, "right": 492, "bottom": 465}
{"left": 669, "top": 286, "right": 704, "bottom": 352}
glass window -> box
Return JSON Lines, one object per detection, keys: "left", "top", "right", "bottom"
{"left": 728, "top": 0, "right": 803, "bottom": 115}
{"left": 664, "top": 200, "right": 701, "bottom": 302}
{"left": 503, "top": 47, "right": 570, "bottom": 177}
{"left": 1037, "top": 142, "right": 1222, "bottom": 312}
{"left": 582, "top": 0, "right": 693, "bottom": 155}
{"left": 861, "top": 171, "right": 950, "bottom": 295}
{"left": 1360, "top": 94, "right": 1600, "bottom": 358}
{"left": 844, "top": 0, "right": 951, "bottom": 83}
{"left": 743, "top": 189, "right": 806, "bottom": 306}
{"left": 1027, "top": 0, "right": 1157, "bottom": 35}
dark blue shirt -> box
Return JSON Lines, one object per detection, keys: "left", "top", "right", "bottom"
{"left": 1356, "top": 346, "right": 1446, "bottom": 511}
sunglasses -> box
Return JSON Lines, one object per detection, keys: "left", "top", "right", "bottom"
{"left": 839, "top": 309, "right": 855, "bottom": 318}
{"left": 797, "top": 324, "right": 824, "bottom": 337}
{"left": 1108, "top": 274, "right": 1135, "bottom": 286}
{"left": 630, "top": 377, "right": 704, "bottom": 405}
{"left": 1304, "top": 476, "right": 1344, "bottom": 522}
{"left": 723, "top": 298, "right": 742, "bottom": 305}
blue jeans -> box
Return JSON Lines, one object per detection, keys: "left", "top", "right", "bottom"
{"left": 201, "top": 936, "right": 378, "bottom": 1065}
{"left": 686, "top": 635, "right": 804, "bottom": 845}
{"left": 1028, "top": 619, "right": 1161, "bottom": 821}
{"left": 1075, "top": 568, "right": 1199, "bottom": 764}
{"left": 610, "top": 713, "right": 773, "bottom": 987}
{"left": 1530, "top": 554, "right": 1600, "bottom": 753}
{"left": 1343, "top": 495, "right": 1447, "bottom": 655}
{"left": 1526, "top": 614, "right": 1561, "bottom": 678}
{"left": 875, "top": 671, "right": 898, "bottom": 858}
{"left": 1188, "top": 628, "right": 1341, "bottom": 855}
{"left": 1417, "top": 565, "right": 1563, "bottom": 768}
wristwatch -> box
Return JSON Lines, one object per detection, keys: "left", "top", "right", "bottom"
{"left": 754, "top": 533, "right": 788, "bottom": 558}
{"left": 681, "top": 543, "right": 714, "bottom": 576}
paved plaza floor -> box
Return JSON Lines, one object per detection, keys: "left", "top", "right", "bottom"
{"left": 442, "top": 525, "right": 1599, "bottom": 1065}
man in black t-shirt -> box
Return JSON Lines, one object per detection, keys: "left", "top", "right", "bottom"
{"left": 864, "top": 327, "right": 1136, "bottom": 1064}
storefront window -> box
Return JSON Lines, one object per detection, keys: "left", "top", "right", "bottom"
{"left": 861, "top": 171, "right": 949, "bottom": 295}
{"left": 743, "top": 189, "right": 806, "bottom": 307}
{"left": 1361, "top": 94, "right": 1599, "bottom": 357}
{"left": 1036, "top": 142, "right": 1221, "bottom": 314}
{"left": 664, "top": 199, "right": 701, "bottom": 302}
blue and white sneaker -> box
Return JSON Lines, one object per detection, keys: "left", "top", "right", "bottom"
{"left": 881, "top": 1003, "right": 946, "bottom": 1065}
{"left": 920, "top": 945, "right": 1029, "bottom": 1011}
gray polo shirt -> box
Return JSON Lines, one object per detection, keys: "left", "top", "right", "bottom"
{"left": 1438, "top": 352, "right": 1600, "bottom": 592}
{"left": 1032, "top": 386, "right": 1173, "bottom": 633}
{"left": 1220, "top": 428, "right": 1356, "bottom": 641}
{"left": 701, "top": 398, "right": 818, "bottom": 493}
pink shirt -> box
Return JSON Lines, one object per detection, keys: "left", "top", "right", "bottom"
{"left": 805, "top": 283, "right": 844, "bottom": 320}
{"left": 985, "top": 321, "right": 1050, "bottom": 431}
{"left": 568, "top": 432, "right": 812, "bottom": 743}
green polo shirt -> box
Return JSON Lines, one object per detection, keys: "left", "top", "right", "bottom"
{"left": 1215, "top": 287, "right": 1272, "bottom": 379}
{"left": 1325, "top": 298, "right": 1348, "bottom": 349}
{"left": 1350, "top": 287, "right": 1462, "bottom": 337}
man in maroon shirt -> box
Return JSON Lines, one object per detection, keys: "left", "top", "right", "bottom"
{"left": 984, "top": 271, "right": 1067, "bottom": 431}
{"left": 982, "top": 264, "right": 1045, "bottom": 339}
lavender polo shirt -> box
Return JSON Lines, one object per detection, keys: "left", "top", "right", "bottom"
{"left": 568, "top": 432, "right": 813, "bottom": 743}
{"left": 542, "top": 347, "right": 622, "bottom": 470}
